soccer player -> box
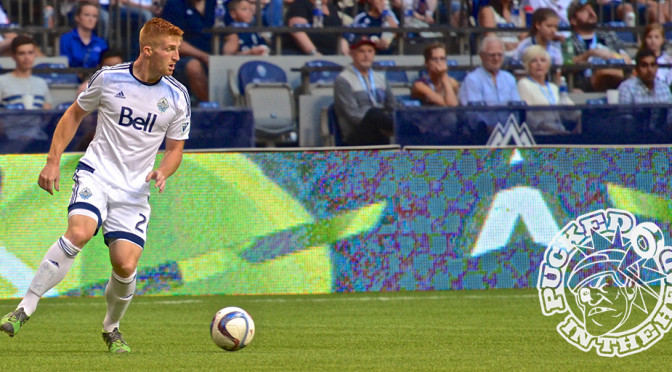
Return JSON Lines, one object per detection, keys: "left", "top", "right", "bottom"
{"left": 0, "top": 18, "right": 191, "bottom": 353}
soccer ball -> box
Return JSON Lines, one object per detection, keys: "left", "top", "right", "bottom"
{"left": 210, "top": 307, "right": 255, "bottom": 351}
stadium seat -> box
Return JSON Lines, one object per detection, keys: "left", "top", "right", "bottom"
{"left": 198, "top": 101, "right": 220, "bottom": 109}
{"left": 586, "top": 97, "right": 608, "bottom": 105}
{"left": 33, "top": 63, "right": 80, "bottom": 85}
{"left": 374, "top": 60, "right": 409, "bottom": 85}
{"left": 56, "top": 102, "right": 73, "bottom": 110}
{"left": 606, "top": 21, "right": 636, "bottom": 44}
{"left": 237, "top": 61, "right": 296, "bottom": 145}
{"left": 3, "top": 103, "right": 25, "bottom": 110}
{"left": 396, "top": 95, "right": 422, "bottom": 107}
{"left": 303, "top": 59, "right": 342, "bottom": 96}
{"left": 446, "top": 59, "right": 466, "bottom": 82}
{"left": 322, "top": 103, "right": 344, "bottom": 146}
{"left": 237, "top": 60, "right": 288, "bottom": 97}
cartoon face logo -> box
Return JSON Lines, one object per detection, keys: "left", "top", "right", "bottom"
{"left": 538, "top": 209, "right": 672, "bottom": 357}
{"left": 571, "top": 271, "right": 637, "bottom": 336}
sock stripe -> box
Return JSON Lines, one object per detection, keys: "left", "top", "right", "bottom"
{"left": 57, "top": 237, "right": 80, "bottom": 258}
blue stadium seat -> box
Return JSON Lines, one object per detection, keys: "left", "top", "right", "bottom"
{"left": 446, "top": 59, "right": 466, "bottom": 82}
{"left": 373, "top": 60, "right": 409, "bottom": 85}
{"left": 198, "top": 101, "right": 220, "bottom": 109}
{"left": 586, "top": 97, "right": 608, "bottom": 105}
{"left": 237, "top": 60, "right": 288, "bottom": 95}
{"left": 305, "top": 60, "right": 341, "bottom": 84}
{"left": 606, "top": 21, "right": 636, "bottom": 44}
{"left": 56, "top": 102, "right": 73, "bottom": 110}
{"left": 33, "top": 63, "right": 80, "bottom": 85}
{"left": 327, "top": 103, "right": 344, "bottom": 146}
{"left": 396, "top": 94, "right": 422, "bottom": 107}
{"left": 4, "top": 103, "right": 25, "bottom": 110}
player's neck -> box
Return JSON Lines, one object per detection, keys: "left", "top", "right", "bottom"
{"left": 132, "top": 59, "right": 161, "bottom": 84}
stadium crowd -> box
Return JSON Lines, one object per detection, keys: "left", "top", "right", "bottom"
{"left": 1, "top": 0, "right": 672, "bottom": 147}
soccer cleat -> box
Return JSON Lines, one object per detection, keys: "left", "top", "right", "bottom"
{"left": 0, "top": 307, "right": 30, "bottom": 337}
{"left": 102, "top": 328, "right": 131, "bottom": 353}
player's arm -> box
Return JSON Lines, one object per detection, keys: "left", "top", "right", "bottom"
{"left": 145, "top": 138, "right": 185, "bottom": 193}
{"left": 38, "top": 102, "right": 91, "bottom": 195}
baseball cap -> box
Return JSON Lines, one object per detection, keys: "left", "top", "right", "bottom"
{"left": 350, "top": 35, "right": 376, "bottom": 50}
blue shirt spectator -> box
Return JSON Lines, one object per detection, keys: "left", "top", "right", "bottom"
{"left": 162, "top": 0, "right": 216, "bottom": 54}
{"left": 60, "top": 29, "right": 108, "bottom": 68}
{"left": 345, "top": 0, "right": 399, "bottom": 55}
{"left": 162, "top": 0, "right": 216, "bottom": 102}
{"left": 458, "top": 67, "right": 520, "bottom": 105}
{"left": 59, "top": 2, "right": 108, "bottom": 68}
{"left": 459, "top": 37, "right": 520, "bottom": 106}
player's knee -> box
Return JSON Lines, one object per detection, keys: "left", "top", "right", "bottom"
{"left": 64, "top": 226, "right": 94, "bottom": 248}
{"left": 112, "top": 261, "right": 138, "bottom": 278}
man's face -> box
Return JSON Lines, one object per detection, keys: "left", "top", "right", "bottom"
{"left": 577, "top": 273, "right": 634, "bottom": 336}
{"left": 149, "top": 35, "right": 181, "bottom": 76}
{"left": 571, "top": 5, "right": 597, "bottom": 30}
{"left": 369, "top": 0, "right": 386, "bottom": 14}
{"left": 351, "top": 44, "right": 376, "bottom": 71}
{"left": 13, "top": 43, "right": 36, "bottom": 72}
{"left": 636, "top": 55, "right": 658, "bottom": 86}
{"left": 479, "top": 41, "right": 504, "bottom": 74}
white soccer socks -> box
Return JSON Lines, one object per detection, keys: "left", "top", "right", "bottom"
{"left": 19, "top": 236, "right": 81, "bottom": 316}
{"left": 102, "top": 270, "right": 137, "bottom": 332}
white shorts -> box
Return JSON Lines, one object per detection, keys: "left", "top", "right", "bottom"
{"left": 68, "top": 162, "right": 151, "bottom": 249}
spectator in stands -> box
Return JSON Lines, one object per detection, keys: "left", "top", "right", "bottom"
{"left": 0, "top": 2, "right": 17, "bottom": 56}
{"left": 0, "top": 36, "right": 53, "bottom": 152}
{"left": 517, "top": 45, "right": 578, "bottom": 134}
{"left": 283, "top": 0, "right": 349, "bottom": 55}
{"left": 513, "top": 8, "right": 563, "bottom": 66}
{"left": 526, "top": 0, "right": 572, "bottom": 28}
{"left": 459, "top": 35, "right": 520, "bottom": 105}
{"left": 0, "top": 36, "right": 52, "bottom": 110}
{"left": 618, "top": 48, "right": 672, "bottom": 137}
{"left": 403, "top": 0, "right": 437, "bottom": 27}
{"left": 477, "top": 0, "right": 525, "bottom": 55}
{"left": 121, "top": 0, "right": 162, "bottom": 24}
{"left": 77, "top": 49, "right": 125, "bottom": 95}
{"left": 618, "top": 49, "right": 672, "bottom": 104}
{"left": 567, "top": 0, "right": 631, "bottom": 92}
{"left": 223, "top": 0, "right": 271, "bottom": 55}
{"left": 162, "top": 0, "right": 212, "bottom": 102}
{"left": 60, "top": 1, "right": 111, "bottom": 40}
{"left": 640, "top": 23, "right": 672, "bottom": 87}
{"left": 411, "top": 43, "right": 458, "bottom": 106}
{"left": 334, "top": 36, "right": 397, "bottom": 145}
{"left": 60, "top": 1, "right": 109, "bottom": 68}
{"left": 345, "top": 0, "right": 399, "bottom": 55}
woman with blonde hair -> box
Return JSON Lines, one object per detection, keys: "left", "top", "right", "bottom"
{"left": 517, "top": 44, "right": 577, "bottom": 134}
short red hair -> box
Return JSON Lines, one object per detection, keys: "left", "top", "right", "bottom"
{"left": 139, "top": 18, "right": 184, "bottom": 48}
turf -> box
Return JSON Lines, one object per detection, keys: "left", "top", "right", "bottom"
{"left": 0, "top": 288, "right": 668, "bottom": 371}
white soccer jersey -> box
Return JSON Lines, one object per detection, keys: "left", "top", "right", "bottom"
{"left": 77, "top": 62, "right": 190, "bottom": 196}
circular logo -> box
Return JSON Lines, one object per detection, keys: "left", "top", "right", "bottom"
{"left": 537, "top": 208, "right": 672, "bottom": 357}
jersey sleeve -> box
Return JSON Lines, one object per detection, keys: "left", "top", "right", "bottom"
{"left": 77, "top": 68, "right": 104, "bottom": 112}
{"left": 166, "top": 88, "right": 190, "bottom": 141}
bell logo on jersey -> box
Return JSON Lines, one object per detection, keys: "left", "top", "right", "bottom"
{"left": 118, "top": 106, "right": 157, "bottom": 133}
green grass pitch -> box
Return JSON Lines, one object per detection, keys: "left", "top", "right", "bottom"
{"left": 0, "top": 288, "right": 668, "bottom": 371}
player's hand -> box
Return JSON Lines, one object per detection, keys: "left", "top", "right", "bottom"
{"left": 146, "top": 169, "right": 167, "bottom": 193}
{"left": 38, "top": 162, "right": 60, "bottom": 195}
